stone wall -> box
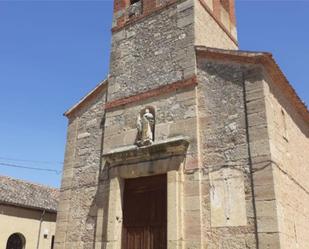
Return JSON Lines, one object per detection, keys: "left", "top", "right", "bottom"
{"left": 196, "top": 53, "right": 309, "bottom": 249}
{"left": 55, "top": 0, "right": 242, "bottom": 248}
{"left": 109, "top": 0, "right": 196, "bottom": 101}
{"left": 54, "top": 87, "right": 107, "bottom": 249}
{"left": 264, "top": 74, "right": 309, "bottom": 249}
{"left": 109, "top": 0, "right": 239, "bottom": 103}
{"left": 245, "top": 71, "right": 280, "bottom": 249}
{"left": 100, "top": 85, "right": 203, "bottom": 248}
{"left": 195, "top": 0, "right": 238, "bottom": 49}
{"left": 197, "top": 57, "right": 258, "bottom": 248}
{"left": 55, "top": 0, "right": 309, "bottom": 248}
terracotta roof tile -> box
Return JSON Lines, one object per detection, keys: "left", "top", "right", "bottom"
{"left": 0, "top": 175, "right": 59, "bottom": 212}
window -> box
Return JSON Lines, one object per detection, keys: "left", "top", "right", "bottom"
{"left": 130, "top": 0, "right": 140, "bottom": 5}
{"left": 51, "top": 235, "right": 55, "bottom": 249}
{"left": 6, "top": 233, "right": 26, "bottom": 249}
{"left": 128, "top": 0, "right": 142, "bottom": 18}
{"left": 281, "top": 109, "right": 289, "bottom": 141}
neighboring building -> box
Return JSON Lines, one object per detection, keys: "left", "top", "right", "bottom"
{"left": 0, "top": 175, "right": 59, "bottom": 249}
{"left": 55, "top": 1, "right": 309, "bottom": 249}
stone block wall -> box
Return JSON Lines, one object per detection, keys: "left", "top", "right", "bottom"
{"left": 197, "top": 57, "right": 258, "bottom": 248}
{"left": 245, "top": 70, "right": 280, "bottom": 249}
{"left": 196, "top": 51, "right": 309, "bottom": 249}
{"left": 54, "top": 0, "right": 309, "bottom": 247}
{"left": 54, "top": 87, "right": 107, "bottom": 249}
{"left": 195, "top": 0, "right": 238, "bottom": 49}
{"left": 112, "top": 0, "right": 237, "bottom": 44}
{"left": 109, "top": 0, "right": 196, "bottom": 101}
{"left": 109, "top": 0, "right": 238, "bottom": 102}
{"left": 103, "top": 88, "right": 197, "bottom": 154}
{"left": 101, "top": 85, "right": 203, "bottom": 248}
{"left": 264, "top": 74, "right": 309, "bottom": 249}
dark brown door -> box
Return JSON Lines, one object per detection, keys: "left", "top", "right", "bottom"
{"left": 122, "top": 174, "right": 167, "bottom": 249}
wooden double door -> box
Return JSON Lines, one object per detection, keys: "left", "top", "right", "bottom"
{"left": 122, "top": 174, "right": 167, "bottom": 249}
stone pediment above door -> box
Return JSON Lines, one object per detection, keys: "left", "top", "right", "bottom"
{"left": 102, "top": 136, "right": 189, "bottom": 178}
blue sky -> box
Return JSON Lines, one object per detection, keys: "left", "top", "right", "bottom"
{"left": 0, "top": 1, "right": 308, "bottom": 188}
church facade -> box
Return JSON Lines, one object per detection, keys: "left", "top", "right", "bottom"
{"left": 54, "top": 1, "right": 309, "bottom": 249}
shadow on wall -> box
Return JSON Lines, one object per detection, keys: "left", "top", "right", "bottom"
{"left": 86, "top": 114, "right": 113, "bottom": 249}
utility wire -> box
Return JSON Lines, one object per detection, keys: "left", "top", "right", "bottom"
{"left": 0, "top": 156, "right": 63, "bottom": 165}
{"left": 0, "top": 162, "right": 62, "bottom": 175}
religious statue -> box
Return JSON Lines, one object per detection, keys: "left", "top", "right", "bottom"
{"left": 136, "top": 108, "right": 155, "bottom": 146}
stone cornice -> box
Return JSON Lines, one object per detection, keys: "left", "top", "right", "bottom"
{"left": 103, "top": 136, "right": 190, "bottom": 165}
{"left": 195, "top": 46, "right": 309, "bottom": 125}
{"left": 104, "top": 76, "right": 197, "bottom": 110}
{"left": 64, "top": 79, "right": 107, "bottom": 118}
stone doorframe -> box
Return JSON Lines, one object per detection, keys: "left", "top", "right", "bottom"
{"left": 95, "top": 136, "right": 189, "bottom": 249}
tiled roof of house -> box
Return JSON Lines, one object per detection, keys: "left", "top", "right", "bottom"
{"left": 0, "top": 175, "right": 59, "bottom": 213}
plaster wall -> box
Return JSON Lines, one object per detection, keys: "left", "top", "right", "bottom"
{"left": 0, "top": 204, "right": 56, "bottom": 249}
{"left": 264, "top": 76, "right": 309, "bottom": 249}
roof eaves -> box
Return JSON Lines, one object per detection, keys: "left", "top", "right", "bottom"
{"left": 195, "top": 46, "right": 272, "bottom": 62}
{"left": 195, "top": 46, "right": 309, "bottom": 124}
{"left": 0, "top": 200, "right": 58, "bottom": 213}
{"left": 64, "top": 79, "right": 108, "bottom": 117}
{"left": 0, "top": 175, "right": 59, "bottom": 213}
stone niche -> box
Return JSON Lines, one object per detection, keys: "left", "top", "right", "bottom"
{"left": 95, "top": 136, "right": 189, "bottom": 249}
